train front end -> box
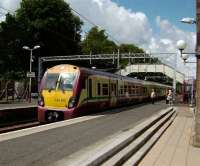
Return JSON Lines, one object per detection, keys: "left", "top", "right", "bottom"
{"left": 38, "top": 65, "right": 79, "bottom": 122}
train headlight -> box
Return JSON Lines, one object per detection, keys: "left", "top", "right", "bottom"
{"left": 68, "top": 96, "right": 77, "bottom": 108}
{"left": 38, "top": 95, "right": 45, "bottom": 107}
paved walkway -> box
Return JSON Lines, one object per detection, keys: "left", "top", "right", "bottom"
{"left": 140, "top": 106, "right": 200, "bottom": 166}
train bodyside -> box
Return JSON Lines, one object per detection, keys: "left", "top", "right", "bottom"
{"left": 38, "top": 64, "right": 171, "bottom": 122}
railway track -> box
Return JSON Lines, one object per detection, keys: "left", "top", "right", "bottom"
{"left": 0, "top": 121, "right": 40, "bottom": 134}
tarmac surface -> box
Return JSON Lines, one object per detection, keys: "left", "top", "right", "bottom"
{"left": 140, "top": 105, "right": 200, "bottom": 166}
{"left": 0, "top": 102, "right": 168, "bottom": 166}
{"left": 1, "top": 101, "right": 199, "bottom": 166}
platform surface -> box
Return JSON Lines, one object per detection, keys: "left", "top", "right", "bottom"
{"left": 140, "top": 106, "right": 200, "bottom": 166}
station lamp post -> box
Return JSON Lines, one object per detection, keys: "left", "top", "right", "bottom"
{"left": 23, "top": 45, "right": 40, "bottom": 103}
{"left": 176, "top": 0, "right": 200, "bottom": 146}
{"left": 180, "top": 17, "right": 196, "bottom": 24}
{"left": 176, "top": 37, "right": 200, "bottom": 146}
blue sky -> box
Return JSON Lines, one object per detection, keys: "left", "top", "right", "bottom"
{"left": 113, "top": 0, "right": 196, "bottom": 32}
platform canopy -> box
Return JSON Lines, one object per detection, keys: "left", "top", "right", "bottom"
{"left": 117, "top": 64, "right": 185, "bottom": 84}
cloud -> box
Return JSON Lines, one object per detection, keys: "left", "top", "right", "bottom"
{"left": 0, "top": 0, "right": 197, "bottom": 76}
{"left": 0, "top": 0, "right": 20, "bottom": 12}
{"left": 151, "top": 16, "right": 196, "bottom": 76}
{"left": 0, "top": 0, "right": 20, "bottom": 21}
{"left": 67, "top": 0, "right": 152, "bottom": 46}
{"left": 154, "top": 16, "right": 195, "bottom": 53}
{"left": 67, "top": 0, "right": 196, "bottom": 76}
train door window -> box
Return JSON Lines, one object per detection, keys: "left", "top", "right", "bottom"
{"left": 114, "top": 84, "right": 117, "bottom": 96}
{"left": 120, "top": 85, "right": 123, "bottom": 96}
{"left": 82, "top": 77, "right": 86, "bottom": 89}
{"left": 116, "top": 80, "right": 118, "bottom": 96}
{"left": 135, "top": 86, "right": 138, "bottom": 95}
{"left": 97, "top": 83, "right": 101, "bottom": 96}
{"left": 144, "top": 87, "right": 147, "bottom": 95}
{"left": 128, "top": 85, "right": 132, "bottom": 94}
{"left": 110, "top": 83, "right": 116, "bottom": 96}
{"left": 110, "top": 83, "right": 113, "bottom": 96}
{"left": 138, "top": 86, "right": 141, "bottom": 95}
{"left": 132, "top": 86, "right": 134, "bottom": 95}
{"left": 88, "top": 79, "right": 92, "bottom": 98}
{"left": 102, "top": 84, "right": 108, "bottom": 96}
{"left": 124, "top": 85, "right": 127, "bottom": 93}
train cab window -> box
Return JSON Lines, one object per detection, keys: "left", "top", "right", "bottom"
{"left": 102, "top": 84, "right": 108, "bottom": 96}
{"left": 97, "top": 83, "right": 101, "bottom": 96}
{"left": 44, "top": 73, "right": 59, "bottom": 90}
{"left": 58, "top": 73, "right": 76, "bottom": 91}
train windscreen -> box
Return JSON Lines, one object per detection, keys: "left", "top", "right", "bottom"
{"left": 43, "top": 73, "right": 76, "bottom": 91}
{"left": 58, "top": 73, "right": 76, "bottom": 91}
{"left": 44, "top": 73, "right": 59, "bottom": 90}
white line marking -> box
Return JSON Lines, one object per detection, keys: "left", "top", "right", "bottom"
{"left": 0, "top": 105, "right": 36, "bottom": 110}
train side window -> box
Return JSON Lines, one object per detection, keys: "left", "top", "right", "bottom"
{"left": 102, "top": 84, "right": 108, "bottom": 96}
{"left": 97, "top": 83, "right": 101, "bottom": 96}
{"left": 88, "top": 79, "right": 92, "bottom": 98}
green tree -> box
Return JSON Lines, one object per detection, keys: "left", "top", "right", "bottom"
{"left": 0, "top": 0, "right": 83, "bottom": 79}
{"left": 118, "top": 43, "right": 144, "bottom": 68}
{"left": 0, "top": 13, "right": 26, "bottom": 79}
{"left": 119, "top": 43, "right": 144, "bottom": 53}
{"left": 81, "top": 27, "right": 118, "bottom": 54}
{"left": 16, "top": 0, "right": 83, "bottom": 56}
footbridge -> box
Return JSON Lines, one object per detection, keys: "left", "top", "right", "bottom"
{"left": 117, "top": 64, "right": 185, "bottom": 83}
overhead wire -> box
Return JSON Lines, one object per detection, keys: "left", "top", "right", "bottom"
{"left": 0, "top": 6, "right": 15, "bottom": 14}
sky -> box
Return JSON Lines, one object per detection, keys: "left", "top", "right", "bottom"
{"left": 0, "top": 0, "right": 197, "bottom": 77}
{"left": 113, "top": 0, "right": 196, "bottom": 32}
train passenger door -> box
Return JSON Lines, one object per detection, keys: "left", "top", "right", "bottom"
{"left": 88, "top": 78, "right": 92, "bottom": 99}
{"left": 110, "top": 79, "right": 117, "bottom": 107}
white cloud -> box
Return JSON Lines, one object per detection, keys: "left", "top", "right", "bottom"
{"left": 0, "top": 0, "right": 20, "bottom": 21}
{"left": 67, "top": 0, "right": 196, "bottom": 76}
{"left": 67, "top": 0, "right": 152, "bottom": 46}
{"left": 0, "top": 0, "right": 197, "bottom": 76}
{"left": 155, "top": 16, "right": 195, "bottom": 53}
{"left": 0, "top": 0, "right": 20, "bottom": 12}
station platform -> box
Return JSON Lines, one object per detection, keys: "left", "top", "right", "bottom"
{"left": 140, "top": 105, "right": 200, "bottom": 166}
{"left": 0, "top": 99, "right": 37, "bottom": 110}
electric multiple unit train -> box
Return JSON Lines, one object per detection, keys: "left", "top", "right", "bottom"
{"left": 38, "top": 64, "right": 171, "bottom": 122}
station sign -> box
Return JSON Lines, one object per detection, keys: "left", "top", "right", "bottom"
{"left": 27, "top": 72, "right": 35, "bottom": 78}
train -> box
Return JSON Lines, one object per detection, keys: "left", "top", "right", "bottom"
{"left": 38, "top": 64, "right": 171, "bottom": 122}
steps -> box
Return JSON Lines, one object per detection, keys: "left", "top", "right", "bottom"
{"left": 54, "top": 107, "right": 176, "bottom": 166}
